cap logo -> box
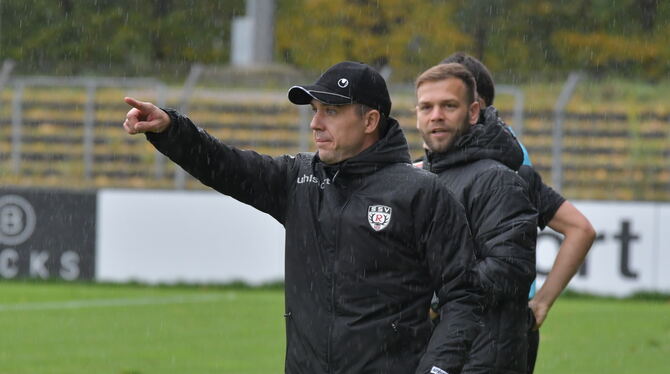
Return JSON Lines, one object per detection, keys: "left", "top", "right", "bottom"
{"left": 368, "top": 205, "right": 392, "bottom": 231}
{"left": 337, "top": 78, "right": 349, "bottom": 88}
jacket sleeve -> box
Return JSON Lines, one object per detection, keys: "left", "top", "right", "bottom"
{"left": 468, "top": 167, "right": 537, "bottom": 301}
{"left": 145, "top": 108, "right": 292, "bottom": 223}
{"left": 416, "top": 185, "right": 482, "bottom": 374}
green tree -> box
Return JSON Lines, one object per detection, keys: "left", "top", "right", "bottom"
{"left": 2, "top": 0, "right": 668, "bottom": 80}
{"left": 0, "top": 0, "right": 244, "bottom": 76}
{"left": 277, "top": 0, "right": 670, "bottom": 81}
{"left": 276, "top": 0, "right": 471, "bottom": 81}
{"left": 547, "top": 0, "right": 670, "bottom": 78}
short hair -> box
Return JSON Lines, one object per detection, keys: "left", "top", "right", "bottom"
{"left": 415, "top": 63, "right": 477, "bottom": 105}
{"left": 356, "top": 103, "right": 388, "bottom": 136}
{"left": 441, "top": 52, "right": 495, "bottom": 106}
{"left": 356, "top": 103, "right": 374, "bottom": 118}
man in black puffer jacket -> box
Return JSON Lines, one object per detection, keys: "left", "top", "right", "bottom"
{"left": 441, "top": 52, "right": 596, "bottom": 374}
{"left": 414, "top": 63, "right": 537, "bottom": 374}
{"left": 122, "top": 61, "right": 481, "bottom": 374}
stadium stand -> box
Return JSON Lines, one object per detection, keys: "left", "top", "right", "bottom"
{"left": 1, "top": 86, "right": 668, "bottom": 201}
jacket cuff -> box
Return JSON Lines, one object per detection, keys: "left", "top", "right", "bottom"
{"left": 145, "top": 107, "right": 182, "bottom": 145}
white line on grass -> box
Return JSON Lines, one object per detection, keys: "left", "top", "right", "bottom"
{"left": 0, "top": 293, "right": 237, "bottom": 312}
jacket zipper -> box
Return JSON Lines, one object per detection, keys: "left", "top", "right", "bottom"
{"left": 327, "top": 183, "right": 350, "bottom": 374}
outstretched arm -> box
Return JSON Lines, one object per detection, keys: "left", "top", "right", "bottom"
{"left": 529, "top": 201, "right": 596, "bottom": 329}
{"left": 121, "top": 97, "right": 293, "bottom": 223}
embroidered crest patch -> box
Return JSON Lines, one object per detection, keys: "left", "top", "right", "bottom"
{"left": 368, "top": 205, "right": 392, "bottom": 231}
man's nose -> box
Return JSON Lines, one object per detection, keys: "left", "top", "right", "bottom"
{"left": 429, "top": 106, "right": 444, "bottom": 121}
{"left": 310, "top": 113, "right": 323, "bottom": 130}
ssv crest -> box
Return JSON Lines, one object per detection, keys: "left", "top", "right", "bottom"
{"left": 368, "top": 205, "right": 392, "bottom": 231}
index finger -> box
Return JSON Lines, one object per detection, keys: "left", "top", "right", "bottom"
{"left": 124, "top": 96, "right": 153, "bottom": 112}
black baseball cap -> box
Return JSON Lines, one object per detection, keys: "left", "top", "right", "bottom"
{"left": 288, "top": 61, "right": 391, "bottom": 117}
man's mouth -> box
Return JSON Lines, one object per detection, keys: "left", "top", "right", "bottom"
{"left": 314, "top": 132, "right": 331, "bottom": 143}
{"left": 314, "top": 138, "right": 332, "bottom": 147}
{"left": 430, "top": 128, "right": 451, "bottom": 135}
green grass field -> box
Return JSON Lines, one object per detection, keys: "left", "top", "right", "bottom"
{"left": 1, "top": 281, "right": 668, "bottom": 374}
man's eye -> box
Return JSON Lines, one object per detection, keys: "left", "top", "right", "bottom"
{"left": 326, "top": 108, "right": 337, "bottom": 115}
{"left": 419, "top": 105, "right": 431, "bottom": 112}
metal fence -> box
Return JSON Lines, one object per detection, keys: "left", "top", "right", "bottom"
{"left": 1, "top": 64, "right": 668, "bottom": 201}
{"left": 9, "top": 76, "right": 167, "bottom": 181}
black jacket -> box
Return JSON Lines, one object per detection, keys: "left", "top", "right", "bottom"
{"left": 421, "top": 106, "right": 537, "bottom": 374}
{"left": 148, "top": 111, "right": 481, "bottom": 374}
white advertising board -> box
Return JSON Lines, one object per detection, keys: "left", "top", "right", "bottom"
{"left": 657, "top": 205, "right": 670, "bottom": 292}
{"left": 96, "top": 190, "right": 669, "bottom": 296}
{"left": 536, "top": 201, "right": 669, "bottom": 297}
{"left": 96, "top": 189, "right": 285, "bottom": 285}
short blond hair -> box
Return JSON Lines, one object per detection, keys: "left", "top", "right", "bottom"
{"left": 415, "top": 63, "right": 477, "bottom": 105}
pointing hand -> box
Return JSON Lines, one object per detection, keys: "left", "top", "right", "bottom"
{"left": 123, "top": 96, "right": 171, "bottom": 134}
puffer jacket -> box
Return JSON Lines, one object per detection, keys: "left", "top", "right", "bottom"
{"left": 421, "top": 106, "right": 537, "bottom": 374}
{"left": 148, "top": 110, "right": 482, "bottom": 374}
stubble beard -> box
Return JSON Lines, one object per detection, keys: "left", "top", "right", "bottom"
{"left": 423, "top": 119, "right": 471, "bottom": 154}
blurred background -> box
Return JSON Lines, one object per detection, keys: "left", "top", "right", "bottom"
{"left": 1, "top": 0, "right": 669, "bottom": 296}
{"left": 0, "top": 0, "right": 668, "bottom": 199}
{"left": 1, "top": 1, "right": 669, "bottom": 373}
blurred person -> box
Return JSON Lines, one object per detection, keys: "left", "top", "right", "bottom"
{"left": 122, "top": 61, "right": 481, "bottom": 374}
{"left": 415, "top": 63, "right": 538, "bottom": 374}
{"left": 440, "top": 52, "right": 597, "bottom": 373}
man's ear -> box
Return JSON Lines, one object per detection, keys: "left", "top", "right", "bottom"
{"left": 469, "top": 101, "right": 480, "bottom": 125}
{"left": 364, "top": 110, "right": 381, "bottom": 134}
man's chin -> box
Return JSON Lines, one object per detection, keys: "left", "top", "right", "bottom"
{"left": 317, "top": 151, "right": 337, "bottom": 165}
{"left": 425, "top": 141, "right": 453, "bottom": 154}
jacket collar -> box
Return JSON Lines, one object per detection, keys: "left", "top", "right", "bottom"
{"left": 313, "top": 116, "right": 411, "bottom": 178}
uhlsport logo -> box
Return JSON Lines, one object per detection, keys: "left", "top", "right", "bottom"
{"left": 368, "top": 205, "right": 391, "bottom": 232}
{"left": 337, "top": 78, "right": 349, "bottom": 88}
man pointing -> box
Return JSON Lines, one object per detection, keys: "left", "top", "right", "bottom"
{"left": 124, "top": 61, "right": 481, "bottom": 374}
